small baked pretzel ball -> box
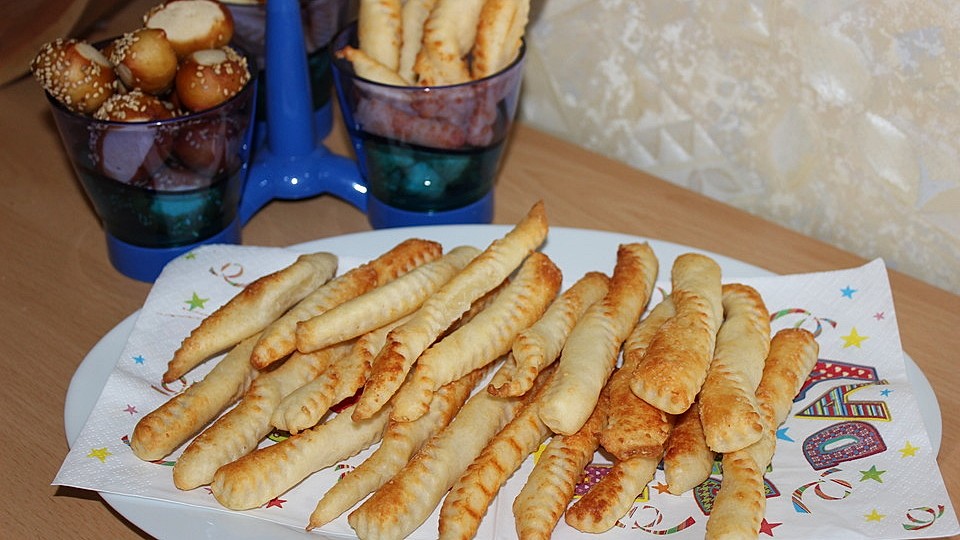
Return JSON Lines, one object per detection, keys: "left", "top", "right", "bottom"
{"left": 108, "top": 28, "right": 179, "bottom": 95}
{"left": 91, "top": 92, "right": 176, "bottom": 184}
{"left": 93, "top": 127, "right": 172, "bottom": 185}
{"left": 94, "top": 90, "right": 177, "bottom": 122}
{"left": 173, "top": 118, "right": 238, "bottom": 175}
{"left": 175, "top": 47, "right": 250, "bottom": 112}
{"left": 32, "top": 38, "right": 116, "bottom": 114}
{"left": 144, "top": 0, "right": 235, "bottom": 58}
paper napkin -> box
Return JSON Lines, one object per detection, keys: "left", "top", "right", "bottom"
{"left": 54, "top": 244, "right": 959, "bottom": 539}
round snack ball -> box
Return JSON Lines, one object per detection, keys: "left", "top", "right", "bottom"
{"left": 144, "top": 0, "right": 235, "bottom": 58}
{"left": 173, "top": 117, "right": 242, "bottom": 176}
{"left": 31, "top": 38, "right": 116, "bottom": 114}
{"left": 94, "top": 90, "right": 177, "bottom": 122}
{"left": 91, "top": 92, "right": 176, "bottom": 184}
{"left": 93, "top": 126, "right": 171, "bottom": 185}
{"left": 175, "top": 47, "right": 250, "bottom": 112}
{"left": 108, "top": 28, "right": 179, "bottom": 95}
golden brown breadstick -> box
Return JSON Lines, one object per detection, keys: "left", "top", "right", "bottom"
{"left": 163, "top": 252, "right": 338, "bottom": 382}
{"left": 357, "top": 0, "right": 402, "bottom": 72}
{"left": 630, "top": 253, "right": 723, "bottom": 414}
{"left": 413, "top": 0, "right": 485, "bottom": 85}
{"left": 210, "top": 403, "right": 390, "bottom": 510}
{"left": 296, "top": 245, "right": 478, "bottom": 354}
{"left": 335, "top": 45, "right": 408, "bottom": 86}
{"left": 538, "top": 242, "right": 658, "bottom": 435}
{"left": 252, "top": 238, "right": 441, "bottom": 369}
{"left": 662, "top": 398, "right": 715, "bottom": 495}
{"left": 488, "top": 271, "right": 609, "bottom": 397}
{"left": 131, "top": 334, "right": 260, "bottom": 461}
{"left": 307, "top": 367, "right": 486, "bottom": 530}
{"left": 273, "top": 315, "right": 410, "bottom": 434}
{"left": 698, "top": 283, "right": 771, "bottom": 453}
{"left": 705, "top": 452, "right": 766, "bottom": 540}
{"left": 502, "top": 0, "right": 530, "bottom": 70}
{"left": 742, "top": 327, "right": 820, "bottom": 469}
{"left": 172, "top": 342, "right": 353, "bottom": 490}
{"left": 471, "top": 0, "right": 530, "bottom": 78}
{"left": 347, "top": 379, "right": 523, "bottom": 540}
{"left": 390, "top": 252, "right": 561, "bottom": 422}
{"left": 398, "top": 0, "right": 437, "bottom": 83}
{"left": 600, "top": 297, "right": 676, "bottom": 460}
{"left": 513, "top": 384, "right": 610, "bottom": 540}
{"left": 353, "top": 201, "right": 547, "bottom": 420}
{"left": 704, "top": 328, "right": 818, "bottom": 539}
{"left": 438, "top": 368, "right": 555, "bottom": 540}
{"left": 564, "top": 452, "right": 661, "bottom": 534}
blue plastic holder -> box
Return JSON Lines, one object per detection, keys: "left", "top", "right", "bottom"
{"left": 109, "top": 0, "right": 495, "bottom": 282}
{"left": 241, "top": 0, "right": 495, "bottom": 227}
{"left": 238, "top": 0, "right": 366, "bottom": 223}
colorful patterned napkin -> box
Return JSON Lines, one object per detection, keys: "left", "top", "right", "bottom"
{"left": 54, "top": 244, "right": 959, "bottom": 539}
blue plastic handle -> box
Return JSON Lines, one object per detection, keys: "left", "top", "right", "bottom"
{"left": 239, "top": 0, "right": 366, "bottom": 224}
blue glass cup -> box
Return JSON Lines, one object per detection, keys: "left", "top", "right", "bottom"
{"left": 46, "top": 49, "right": 260, "bottom": 282}
{"left": 331, "top": 23, "right": 527, "bottom": 228}
{"left": 45, "top": 1, "right": 359, "bottom": 283}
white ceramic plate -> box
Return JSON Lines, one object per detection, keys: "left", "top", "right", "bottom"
{"left": 63, "top": 225, "right": 943, "bottom": 539}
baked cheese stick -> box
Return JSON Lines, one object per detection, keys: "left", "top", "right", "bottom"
{"left": 412, "top": 0, "right": 485, "bottom": 85}
{"left": 600, "top": 298, "right": 676, "bottom": 460}
{"left": 353, "top": 201, "right": 547, "bottom": 420}
{"left": 705, "top": 452, "right": 766, "bottom": 540}
{"left": 502, "top": 0, "right": 530, "bottom": 71}
{"left": 252, "top": 238, "right": 441, "bottom": 369}
{"left": 630, "top": 253, "right": 723, "bottom": 415}
{"left": 513, "top": 384, "right": 610, "bottom": 540}
{"left": 741, "top": 327, "right": 820, "bottom": 470}
{"left": 131, "top": 334, "right": 260, "bottom": 461}
{"left": 488, "top": 271, "right": 609, "bottom": 397}
{"left": 347, "top": 380, "right": 523, "bottom": 540}
{"left": 335, "top": 46, "right": 409, "bottom": 86}
{"left": 662, "top": 398, "right": 715, "bottom": 495}
{"left": 390, "top": 252, "right": 561, "bottom": 422}
{"left": 210, "top": 403, "right": 390, "bottom": 510}
{"left": 273, "top": 315, "right": 410, "bottom": 434}
{"left": 705, "top": 328, "right": 818, "bottom": 539}
{"left": 172, "top": 342, "right": 353, "bottom": 490}
{"left": 438, "top": 368, "right": 556, "bottom": 540}
{"left": 698, "top": 283, "right": 771, "bottom": 453}
{"left": 357, "top": 0, "right": 402, "bottom": 72}
{"left": 564, "top": 452, "right": 662, "bottom": 534}
{"left": 538, "top": 242, "right": 658, "bottom": 435}
{"left": 307, "top": 367, "right": 486, "bottom": 530}
{"left": 398, "top": 0, "right": 437, "bottom": 83}
{"left": 296, "top": 245, "right": 479, "bottom": 354}
{"left": 162, "top": 252, "right": 338, "bottom": 382}
{"left": 471, "top": 0, "right": 530, "bottom": 79}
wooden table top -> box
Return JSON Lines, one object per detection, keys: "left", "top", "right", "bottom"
{"left": 1, "top": 3, "right": 956, "bottom": 539}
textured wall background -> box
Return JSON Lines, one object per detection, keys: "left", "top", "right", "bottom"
{"left": 517, "top": 0, "right": 960, "bottom": 294}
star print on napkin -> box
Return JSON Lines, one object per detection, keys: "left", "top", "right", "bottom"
{"left": 87, "top": 448, "right": 111, "bottom": 463}
{"left": 841, "top": 327, "right": 869, "bottom": 348}
{"left": 184, "top": 292, "right": 209, "bottom": 311}
{"left": 865, "top": 509, "right": 886, "bottom": 522}
{"left": 859, "top": 465, "right": 885, "bottom": 482}
{"left": 900, "top": 441, "right": 920, "bottom": 457}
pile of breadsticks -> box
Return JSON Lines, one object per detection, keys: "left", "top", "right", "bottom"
{"left": 339, "top": 0, "right": 530, "bottom": 86}
{"left": 130, "top": 201, "right": 819, "bottom": 539}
